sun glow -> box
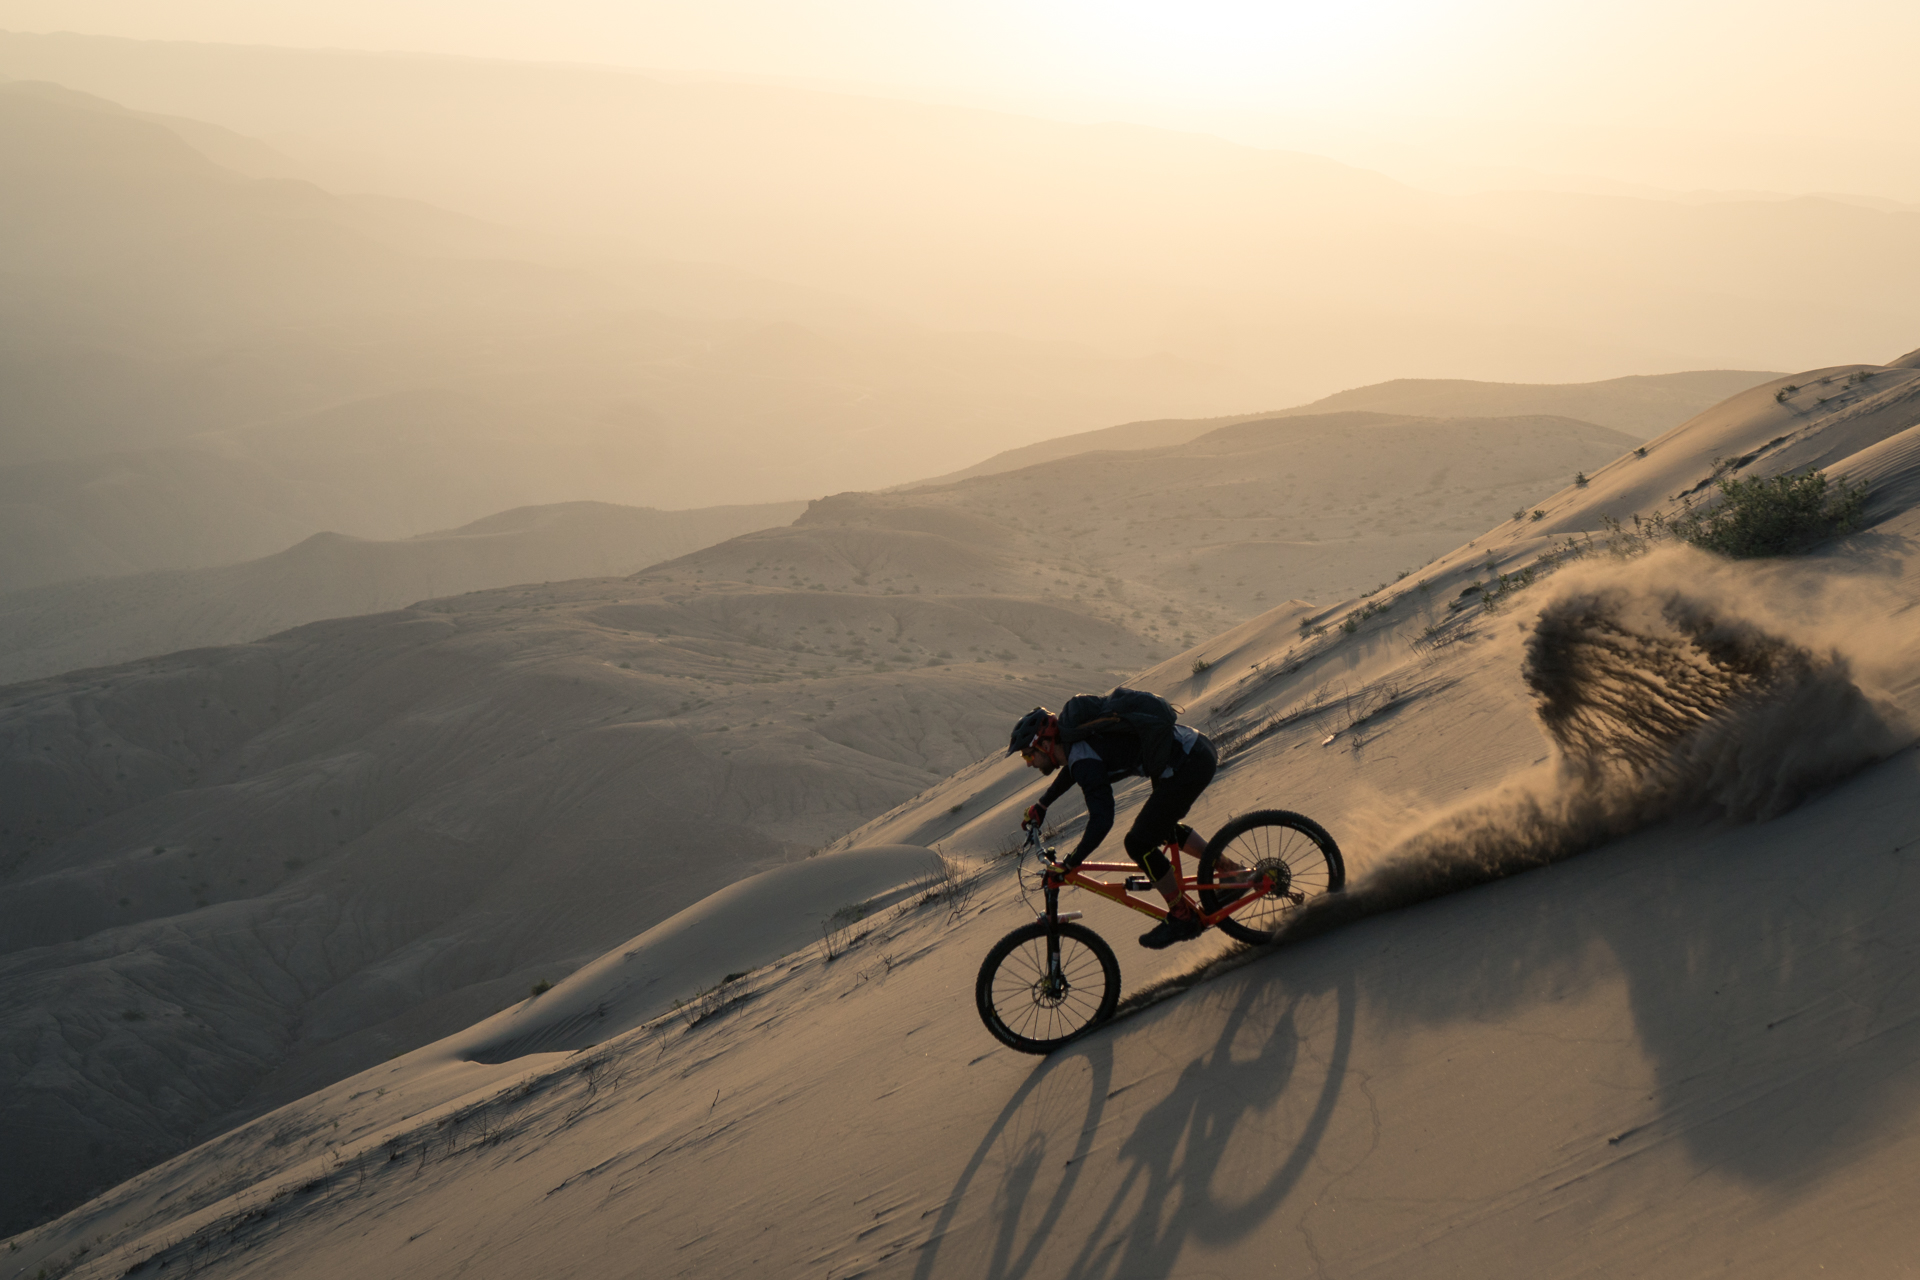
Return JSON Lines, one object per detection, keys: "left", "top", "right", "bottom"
{"left": 1014, "top": 0, "right": 1454, "bottom": 111}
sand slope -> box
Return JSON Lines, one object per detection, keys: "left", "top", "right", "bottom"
{"left": 8, "top": 357, "right": 1919, "bottom": 1275}
{"left": 0, "top": 515, "right": 1172, "bottom": 1232}
{"left": 855, "top": 409, "right": 1639, "bottom": 642}
{"left": 0, "top": 499, "right": 805, "bottom": 686}
{"left": 934, "top": 369, "right": 1775, "bottom": 482}
{"left": 0, "top": 404, "right": 1649, "bottom": 1232}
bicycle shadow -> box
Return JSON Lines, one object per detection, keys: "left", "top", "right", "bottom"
{"left": 913, "top": 963, "right": 1354, "bottom": 1280}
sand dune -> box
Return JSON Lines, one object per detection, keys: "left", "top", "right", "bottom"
{"left": 8, "top": 354, "right": 1918, "bottom": 1275}
{"left": 0, "top": 546, "right": 1163, "bottom": 1232}
{"left": 0, "top": 499, "right": 805, "bottom": 686}
{"left": 0, "top": 403, "right": 1652, "bottom": 1230}
{"left": 870, "top": 409, "right": 1641, "bottom": 636}
{"left": 932, "top": 369, "right": 1776, "bottom": 483}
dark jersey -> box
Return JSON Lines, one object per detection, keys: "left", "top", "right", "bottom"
{"left": 1037, "top": 723, "right": 1200, "bottom": 864}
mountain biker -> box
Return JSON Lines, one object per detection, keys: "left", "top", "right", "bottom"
{"left": 1007, "top": 695, "right": 1218, "bottom": 949}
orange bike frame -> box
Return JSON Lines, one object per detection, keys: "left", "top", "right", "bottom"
{"left": 1046, "top": 838, "right": 1278, "bottom": 928}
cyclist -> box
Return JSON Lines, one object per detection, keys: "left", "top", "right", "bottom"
{"left": 1007, "top": 698, "right": 1218, "bottom": 949}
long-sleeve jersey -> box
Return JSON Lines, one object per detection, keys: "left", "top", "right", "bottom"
{"left": 1036, "top": 723, "right": 1199, "bottom": 863}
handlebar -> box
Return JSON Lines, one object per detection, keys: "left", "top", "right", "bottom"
{"left": 1023, "top": 826, "right": 1067, "bottom": 877}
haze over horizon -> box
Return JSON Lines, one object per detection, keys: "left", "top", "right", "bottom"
{"left": 4, "top": 0, "right": 1918, "bottom": 205}
{"left": 9, "top": 6, "right": 1920, "bottom": 1273}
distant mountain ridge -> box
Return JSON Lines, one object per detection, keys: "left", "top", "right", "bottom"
{"left": 0, "top": 499, "right": 806, "bottom": 685}
{"left": 0, "top": 76, "right": 1252, "bottom": 590}
{"left": 916, "top": 369, "right": 1778, "bottom": 484}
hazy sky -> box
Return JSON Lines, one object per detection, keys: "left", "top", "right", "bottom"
{"left": 4, "top": 0, "right": 1919, "bottom": 205}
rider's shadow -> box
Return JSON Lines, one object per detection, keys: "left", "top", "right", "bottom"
{"left": 914, "top": 965, "right": 1355, "bottom": 1280}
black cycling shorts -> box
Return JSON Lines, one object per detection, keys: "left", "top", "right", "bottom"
{"left": 1122, "top": 734, "right": 1218, "bottom": 880}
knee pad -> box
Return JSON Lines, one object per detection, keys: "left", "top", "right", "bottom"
{"left": 1124, "top": 829, "right": 1172, "bottom": 881}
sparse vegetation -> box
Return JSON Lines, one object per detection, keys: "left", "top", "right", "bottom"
{"left": 821, "top": 901, "right": 873, "bottom": 960}
{"left": 1190, "top": 657, "right": 1213, "bottom": 675}
{"left": 1665, "top": 470, "right": 1867, "bottom": 558}
{"left": 1574, "top": 471, "right": 1589, "bottom": 487}
{"left": 1530, "top": 509, "right": 1546, "bottom": 521}
{"left": 529, "top": 979, "right": 552, "bottom": 997}
{"left": 672, "top": 973, "right": 758, "bottom": 1029}
{"left": 1338, "top": 597, "right": 1393, "bottom": 635}
{"left": 904, "top": 852, "right": 979, "bottom": 920}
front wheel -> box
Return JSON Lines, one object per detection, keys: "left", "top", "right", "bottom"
{"left": 976, "top": 921, "right": 1121, "bottom": 1054}
{"left": 1198, "top": 810, "right": 1344, "bottom": 945}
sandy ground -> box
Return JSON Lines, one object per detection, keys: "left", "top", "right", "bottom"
{"left": 8, "top": 356, "right": 1919, "bottom": 1277}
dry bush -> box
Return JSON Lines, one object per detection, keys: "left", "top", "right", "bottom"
{"left": 820, "top": 902, "right": 873, "bottom": 960}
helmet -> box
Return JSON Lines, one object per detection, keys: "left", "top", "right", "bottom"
{"left": 1007, "top": 706, "right": 1057, "bottom": 757}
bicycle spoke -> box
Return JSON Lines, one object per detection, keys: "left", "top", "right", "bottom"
{"left": 1199, "top": 811, "right": 1345, "bottom": 945}
{"left": 977, "top": 922, "right": 1122, "bottom": 1052}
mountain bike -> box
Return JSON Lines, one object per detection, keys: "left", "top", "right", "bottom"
{"left": 975, "top": 811, "right": 1345, "bottom": 1054}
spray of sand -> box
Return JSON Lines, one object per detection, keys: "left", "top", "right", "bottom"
{"left": 1269, "top": 548, "right": 1911, "bottom": 948}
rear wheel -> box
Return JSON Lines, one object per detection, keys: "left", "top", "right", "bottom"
{"left": 976, "top": 921, "right": 1121, "bottom": 1054}
{"left": 1198, "top": 810, "right": 1344, "bottom": 945}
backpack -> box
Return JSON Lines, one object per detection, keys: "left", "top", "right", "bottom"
{"left": 1058, "top": 686, "right": 1181, "bottom": 777}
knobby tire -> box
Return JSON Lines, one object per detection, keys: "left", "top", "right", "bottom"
{"left": 1198, "top": 809, "right": 1345, "bottom": 945}
{"left": 975, "top": 921, "right": 1121, "bottom": 1054}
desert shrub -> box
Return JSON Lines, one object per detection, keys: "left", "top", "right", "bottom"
{"left": 1190, "top": 657, "right": 1213, "bottom": 675}
{"left": 529, "top": 979, "right": 552, "bottom": 997}
{"left": 1668, "top": 470, "right": 1866, "bottom": 558}
{"left": 821, "top": 901, "right": 872, "bottom": 960}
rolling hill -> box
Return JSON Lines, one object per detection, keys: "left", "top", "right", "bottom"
{"left": 926, "top": 369, "right": 1778, "bottom": 483}
{"left": 0, "top": 77, "right": 1241, "bottom": 591}
{"left": 0, "top": 499, "right": 805, "bottom": 686}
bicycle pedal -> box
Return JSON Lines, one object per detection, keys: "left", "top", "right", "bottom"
{"left": 1124, "top": 876, "right": 1152, "bottom": 891}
